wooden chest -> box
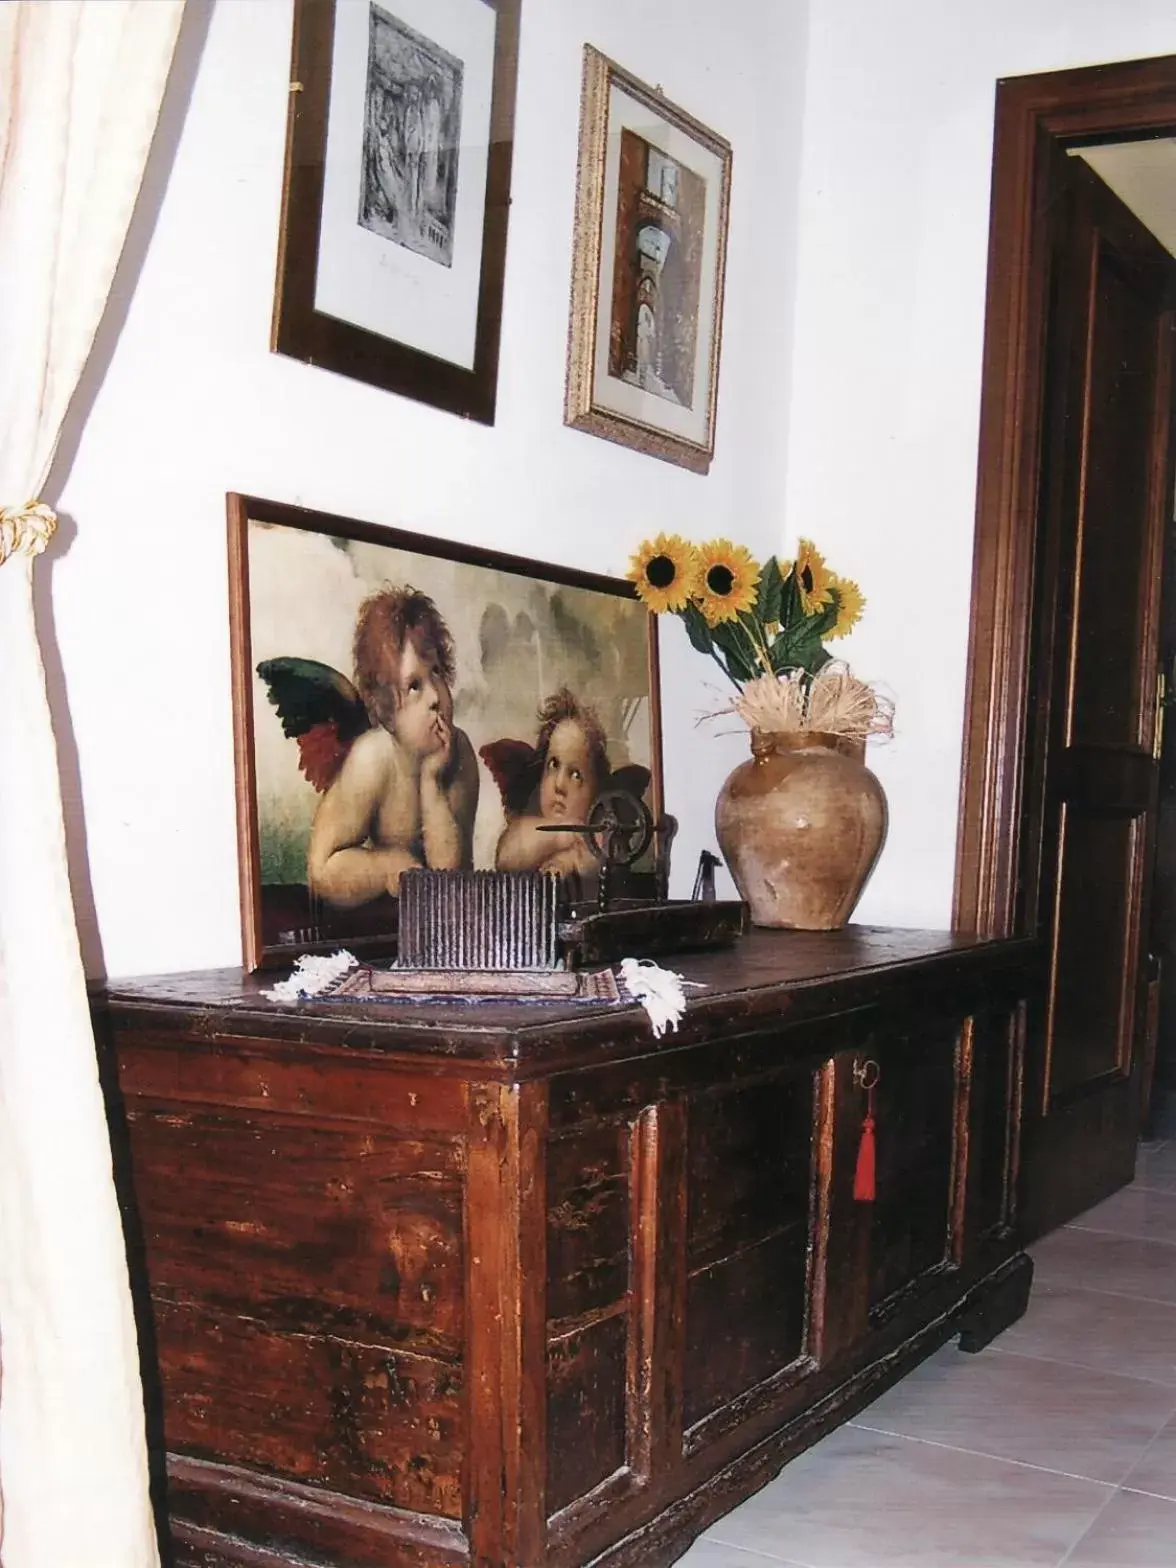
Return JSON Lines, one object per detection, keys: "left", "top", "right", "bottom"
{"left": 93, "top": 928, "right": 1039, "bottom": 1567}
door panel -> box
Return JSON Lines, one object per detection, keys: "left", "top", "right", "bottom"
{"left": 1048, "top": 808, "right": 1142, "bottom": 1094}
{"left": 1069, "top": 241, "right": 1164, "bottom": 749}
{"left": 867, "top": 1023, "right": 959, "bottom": 1316}
{"left": 682, "top": 1074, "right": 812, "bottom": 1427}
{"left": 1020, "top": 153, "right": 1176, "bottom": 1236}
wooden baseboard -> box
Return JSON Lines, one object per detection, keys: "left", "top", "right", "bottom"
{"left": 579, "top": 1254, "right": 1034, "bottom": 1568}
{"left": 164, "top": 1457, "right": 468, "bottom": 1568}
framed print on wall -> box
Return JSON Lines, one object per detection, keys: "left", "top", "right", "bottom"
{"left": 564, "top": 46, "right": 733, "bottom": 474}
{"left": 228, "top": 494, "right": 663, "bottom": 970}
{"left": 272, "top": 0, "right": 521, "bottom": 424}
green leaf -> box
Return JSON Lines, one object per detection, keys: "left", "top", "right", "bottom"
{"left": 771, "top": 615, "right": 829, "bottom": 677}
{"left": 778, "top": 565, "right": 801, "bottom": 632}
{"left": 756, "top": 556, "right": 784, "bottom": 629}
{"left": 710, "top": 623, "right": 757, "bottom": 683}
{"left": 736, "top": 611, "right": 773, "bottom": 675}
{"left": 681, "top": 601, "right": 715, "bottom": 656}
{"left": 797, "top": 637, "right": 830, "bottom": 676}
{"left": 810, "top": 591, "right": 840, "bottom": 640}
{"left": 708, "top": 619, "right": 738, "bottom": 653}
{"left": 809, "top": 644, "right": 833, "bottom": 674}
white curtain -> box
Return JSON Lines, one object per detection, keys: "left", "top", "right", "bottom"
{"left": 0, "top": 4, "right": 185, "bottom": 1564}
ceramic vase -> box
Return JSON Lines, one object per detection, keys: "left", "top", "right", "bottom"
{"left": 715, "top": 729, "right": 888, "bottom": 930}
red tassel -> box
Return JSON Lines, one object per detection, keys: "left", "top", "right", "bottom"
{"left": 853, "top": 1086, "right": 876, "bottom": 1203}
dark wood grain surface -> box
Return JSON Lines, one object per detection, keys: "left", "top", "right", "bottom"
{"left": 95, "top": 927, "right": 1021, "bottom": 1071}
{"left": 97, "top": 926, "right": 1040, "bottom": 1568}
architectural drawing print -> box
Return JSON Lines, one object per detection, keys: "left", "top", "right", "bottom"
{"left": 359, "top": 3, "right": 464, "bottom": 268}
{"left": 607, "top": 130, "right": 706, "bottom": 409}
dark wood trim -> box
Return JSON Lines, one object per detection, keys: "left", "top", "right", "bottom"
{"left": 624, "top": 1101, "right": 687, "bottom": 1483}
{"left": 646, "top": 614, "right": 666, "bottom": 849}
{"left": 465, "top": 1080, "right": 549, "bottom": 1566}
{"left": 94, "top": 929, "right": 1038, "bottom": 1073}
{"left": 272, "top": 0, "right": 521, "bottom": 424}
{"left": 226, "top": 492, "right": 264, "bottom": 970}
{"left": 949, "top": 1017, "right": 975, "bottom": 1266}
{"left": 1006, "top": 999, "right": 1027, "bottom": 1232}
{"left": 1142, "top": 960, "right": 1163, "bottom": 1126}
{"left": 808, "top": 1052, "right": 871, "bottom": 1363}
{"left": 229, "top": 492, "right": 652, "bottom": 605}
{"left": 954, "top": 53, "right": 1176, "bottom": 938}
{"left": 804, "top": 1058, "right": 839, "bottom": 1363}
{"left": 166, "top": 1456, "right": 470, "bottom": 1567}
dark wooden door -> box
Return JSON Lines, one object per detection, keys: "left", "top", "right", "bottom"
{"left": 1019, "top": 153, "right": 1176, "bottom": 1236}
{"left": 1146, "top": 522, "right": 1176, "bottom": 1133}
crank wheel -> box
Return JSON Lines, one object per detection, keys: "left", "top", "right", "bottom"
{"left": 584, "top": 789, "right": 654, "bottom": 866}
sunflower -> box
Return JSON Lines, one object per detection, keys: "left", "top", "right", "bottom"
{"left": 826, "top": 574, "right": 866, "bottom": 640}
{"left": 694, "top": 539, "right": 761, "bottom": 626}
{"left": 627, "top": 533, "right": 700, "bottom": 613}
{"left": 782, "top": 538, "right": 834, "bottom": 616}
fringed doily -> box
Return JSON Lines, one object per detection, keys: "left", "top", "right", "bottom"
{"left": 263, "top": 950, "right": 703, "bottom": 1037}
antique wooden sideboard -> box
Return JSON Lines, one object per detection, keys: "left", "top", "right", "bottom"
{"left": 93, "top": 927, "right": 1040, "bottom": 1568}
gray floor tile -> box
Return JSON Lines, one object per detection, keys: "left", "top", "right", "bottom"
{"left": 1133, "top": 1143, "right": 1176, "bottom": 1195}
{"left": 1031, "top": 1227, "right": 1176, "bottom": 1306}
{"left": 703, "top": 1425, "right": 1111, "bottom": 1567}
{"left": 850, "top": 1345, "right": 1176, "bottom": 1484}
{"left": 1069, "top": 1186, "right": 1176, "bottom": 1247}
{"left": 997, "top": 1282, "right": 1176, "bottom": 1387}
{"left": 1062, "top": 1487, "right": 1176, "bottom": 1565}
{"left": 676, "top": 1538, "right": 806, "bottom": 1566}
{"left": 1118, "top": 1411, "right": 1176, "bottom": 1502}
{"left": 677, "top": 1150, "right": 1176, "bottom": 1565}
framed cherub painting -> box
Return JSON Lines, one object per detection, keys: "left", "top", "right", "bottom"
{"left": 227, "top": 494, "right": 663, "bottom": 969}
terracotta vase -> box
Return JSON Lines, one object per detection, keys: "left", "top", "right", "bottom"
{"left": 715, "top": 729, "right": 888, "bottom": 930}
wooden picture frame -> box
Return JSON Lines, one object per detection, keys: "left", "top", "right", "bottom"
{"left": 564, "top": 46, "right": 733, "bottom": 474}
{"left": 272, "top": 0, "right": 521, "bottom": 424}
{"left": 228, "top": 493, "right": 664, "bottom": 970}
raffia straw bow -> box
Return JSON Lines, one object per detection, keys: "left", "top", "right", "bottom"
{"left": 0, "top": 501, "right": 58, "bottom": 566}
{"left": 727, "top": 662, "right": 895, "bottom": 744}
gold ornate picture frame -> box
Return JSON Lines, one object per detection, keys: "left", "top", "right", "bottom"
{"left": 564, "top": 46, "right": 733, "bottom": 474}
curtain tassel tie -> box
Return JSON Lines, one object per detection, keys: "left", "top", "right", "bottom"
{"left": 0, "top": 500, "right": 58, "bottom": 566}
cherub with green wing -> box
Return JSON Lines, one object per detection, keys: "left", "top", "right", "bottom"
{"left": 257, "top": 585, "right": 478, "bottom": 907}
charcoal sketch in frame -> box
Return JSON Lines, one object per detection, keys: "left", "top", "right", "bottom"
{"left": 228, "top": 494, "right": 663, "bottom": 971}
{"left": 565, "top": 46, "right": 733, "bottom": 474}
{"left": 273, "top": 0, "right": 521, "bottom": 423}
{"left": 358, "top": 8, "right": 463, "bottom": 267}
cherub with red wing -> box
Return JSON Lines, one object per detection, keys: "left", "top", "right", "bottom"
{"left": 480, "top": 687, "right": 650, "bottom": 877}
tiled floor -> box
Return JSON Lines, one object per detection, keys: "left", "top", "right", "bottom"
{"left": 677, "top": 1138, "right": 1176, "bottom": 1568}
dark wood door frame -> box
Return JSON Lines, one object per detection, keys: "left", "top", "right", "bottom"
{"left": 954, "top": 53, "right": 1176, "bottom": 939}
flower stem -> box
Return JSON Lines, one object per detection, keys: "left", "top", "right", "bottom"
{"left": 711, "top": 647, "right": 742, "bottom": 690}
{"left": 734, "top": 613, "right": 774, "bottom": 678}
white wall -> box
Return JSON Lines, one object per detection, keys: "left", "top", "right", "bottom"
{"left": 784, "top": 0, "right": 1176, "bottom": 930}
{"left": 49, "top": 0, "right": 1176, "bottom": 978}
{"left": 48, "top": 0, "right": 810, "bottom": 978}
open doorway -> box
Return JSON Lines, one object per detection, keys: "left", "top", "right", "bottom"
{"left": 1069, "top": 144, "right": 1176, "bottom": 1158}
{"left": 954, "top": 56, "right": 1176, "bottom": 1239}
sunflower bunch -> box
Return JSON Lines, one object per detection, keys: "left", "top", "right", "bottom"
{"left": 626, "top": 533, "right": 866, "bottom": 691}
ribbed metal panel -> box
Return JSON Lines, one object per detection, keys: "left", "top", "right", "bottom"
{"left": 398, "top": 870, "right": 560, "bottom": 970}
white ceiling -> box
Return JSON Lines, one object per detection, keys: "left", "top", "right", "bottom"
{"left": 1075, "top": 137, "right": 1176, "bottom": 258}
